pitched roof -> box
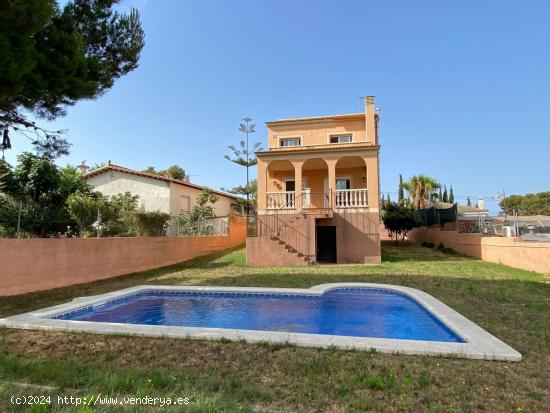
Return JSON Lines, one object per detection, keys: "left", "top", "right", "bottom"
{"left": 85, "top": 164, "right": 239, "bottom": 200}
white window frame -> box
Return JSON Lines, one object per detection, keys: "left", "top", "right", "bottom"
{"left": 278, "top": 136, "right": 302, "bottom": 147}
{"left": 335, "top": 176, "right": 352, "bottom": 190}
{"left": 327, "top": 133, "right": 354, "bottom": 144}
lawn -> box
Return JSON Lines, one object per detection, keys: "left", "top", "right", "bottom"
{"left": 0, "top": 242, "right": 548, "bottom": 412}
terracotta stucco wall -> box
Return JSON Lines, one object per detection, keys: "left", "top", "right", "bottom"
{"left": 0, "top": 217, "right": 246, "bottom": 296}
{"left": 408, "top": 228, "right": 550, "bottom": 274}
{"left": 268, "top": 118, "right": 367, "bottom": 148}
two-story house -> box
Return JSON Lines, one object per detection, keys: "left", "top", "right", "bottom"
{"left": 247, "top": 96, "right": 381, "bottom": 265}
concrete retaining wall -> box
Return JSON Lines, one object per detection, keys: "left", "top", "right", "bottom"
{"left": 0, "top": 217, "right": 246, "bottom": 296}
{"left": 409, "top": 227, "right": 550, "bottom": 274}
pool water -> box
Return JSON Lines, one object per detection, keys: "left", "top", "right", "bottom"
{"left": 55, "top": 289, "right": 464, "bottom": 343}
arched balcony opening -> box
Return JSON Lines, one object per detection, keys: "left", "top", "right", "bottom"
{"left": 266, "top": 160, "right": 296, "bottom": 209}
{"left": 334, "top": 156, "right": 368, "bottom": 208}
{"left": 301, "top": 158, "right": 330, "bottom": 209}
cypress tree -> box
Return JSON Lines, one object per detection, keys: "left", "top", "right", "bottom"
{"left": 443, "top": 185, "right": 448, "bottom": 203}
{"left": 398, "top": 174, "right": 404, "bottom": 204}
{"left": 449, "top": 186, "right": 455, "bottom": 204}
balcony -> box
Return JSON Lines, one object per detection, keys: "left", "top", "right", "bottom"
{"left": 335, "top": 189, "right": 368, "bottom": 208}
{"left": 266, "top": 191, "right": 295, "bottom": 209}
{"left": 266, "top": 189, "right": 368, "bottom": 210}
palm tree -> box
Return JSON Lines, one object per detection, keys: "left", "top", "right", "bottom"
{"left": 402, "top": 175, "right": 441, "bottom": 209}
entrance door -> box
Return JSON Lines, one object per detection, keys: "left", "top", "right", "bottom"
{"left": 316, "top": 226, "right": 337, "bottom": 263}
{"left": 284, "top": 180, "right": 295, "bottom": 208}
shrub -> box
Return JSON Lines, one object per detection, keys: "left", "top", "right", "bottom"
{"left": 422, "top": 241, "right": 435, "bottom": 248}
{"left": 382, "top": 202, "right": 421, "bottom": 244}
{"left": 129, "top": 210, "right": 170, "bottom": 237}
{"left": 67, "top": 191, "right": 139, "bottom": 237}
{"left": 177, "top": 189, "right": 219, "bottom": 235}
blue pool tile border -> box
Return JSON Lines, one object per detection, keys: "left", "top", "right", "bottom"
{"left": 51, "top": 287, "right": 408, "bottom": 320}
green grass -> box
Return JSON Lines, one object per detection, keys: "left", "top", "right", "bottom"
{"left": 0, "top": 242, "right": 548, "bottom": 412}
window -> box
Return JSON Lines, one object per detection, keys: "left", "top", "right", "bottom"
{"left": 280, "top": 137, "right": 301, "bottom": 147}
{"left": 329, "top": 134, "right": 352, "bottom": 144}
{"left": 336, "top": 178, "right": 351, "bottom": 190}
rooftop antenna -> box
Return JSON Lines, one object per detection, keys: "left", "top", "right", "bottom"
{"left": 358, "top": 96, "right": 367, "bottom": 112}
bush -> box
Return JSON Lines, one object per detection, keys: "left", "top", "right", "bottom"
{"left": 382, "top": 202, "right": 421, "bottom": 244}
{"left": 422, "top": 241, "right": 435, "bottom": 248}
{"left": 176, "top": 189, "right": 219, "bottom": 236}
{"left": 128, "top": 210, "right": 170, "bottom": 237}
{"left": 67, "top": 191, "right": 140, "bottom": 237}
{"left": 437, "top": 242, "right": 456, "bottom": 254}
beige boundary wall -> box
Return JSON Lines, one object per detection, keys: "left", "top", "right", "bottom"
{"left": 408, "top": 227, "right": 550, "bottom": 274}
{"left": 0, "top": 217, "right": 246, "bottom": 296}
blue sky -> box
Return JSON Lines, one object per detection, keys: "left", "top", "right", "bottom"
{"left": 6, "top": 0, "right": 550, "bottom": 213}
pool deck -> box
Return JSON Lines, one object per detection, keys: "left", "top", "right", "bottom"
{"left": 0, "top": 283, "right": 522, "bottom": 361}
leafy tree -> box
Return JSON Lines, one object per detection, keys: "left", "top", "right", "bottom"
{"left": 0, "top": 154, "right": 91, "bottom": 236}
{"left": 225, "top": 179, "right": 257, "bottom": 209}
{"left": 177, "top": 189, "right": 219, "bottom": 235}
{"left": 143, "top": 165, "right": 188, "bottom": 181}
{"left": 499, "top": 192, "right": 550, "bottom": 215}
{"left": 0, "top": 0, "right": 145, "bottom": 158}
{"left": 402, "top": 175, "right": 441, "bottom": 209}
{"left": 224, "top": 117, "right": 263, "bottom": 211}
{"left": 397, "top": 174, "right": 404, "bottom": 204}
{"left": 449, "top": 185, "right": 455, "bottom": 204}
{"left": 382, "top": 202, "right": 421, "bottom": 244}
{"left": 67, "top": 191, "right": 139, "bottom": 237}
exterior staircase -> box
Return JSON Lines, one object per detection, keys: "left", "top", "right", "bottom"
{"left": 269, "top": 236, "right": 313, "bottom": 265}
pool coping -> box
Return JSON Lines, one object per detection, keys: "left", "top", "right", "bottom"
{"left": 0, "top": 283, "right": 522, "bottom": 361}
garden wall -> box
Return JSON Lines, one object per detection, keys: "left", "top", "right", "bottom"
{"left": 409, "top": 227, "right": 550, "bottom": 274}
{"left": 0, "top": 217, "right": 246, "bottom": 296}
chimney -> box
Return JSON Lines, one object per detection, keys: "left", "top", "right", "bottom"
{"left": 478, "top": 197, "right": 485, "bottom": 210}
{"left": 78, "top": 161, "right": 89, "bottom": 174}
{"left": 365, "top": 96, "right": 377, "bottom": 144}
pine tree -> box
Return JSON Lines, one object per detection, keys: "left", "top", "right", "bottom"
{"left": 0, "top": 1, "right": 145, "bottom": 159}
{"left": 449, "top": 186, "right": 455, "bottom": 204}
{"left": 224, "top": 118, "right": 263, "bottom": 212}
{"left": 443, "top": 185, "right": 448, "bottom": 203}
{"left": 398, "top": 174, "right": 404, "bottom": 204}
{"left": 467, "top": 197, "right": 472, "bottom": 207}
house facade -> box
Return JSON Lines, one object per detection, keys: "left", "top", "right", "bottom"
{"left": 85, "top": 164, "right": 240, "bottom": 235}
{"left": 247, "top": 96, "right": 381, "bottom": 265}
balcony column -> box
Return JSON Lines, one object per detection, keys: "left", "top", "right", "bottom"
{"left": 257, "top": 158, "right": 268, "bottom": 212}
{"left": 326, "top": 159, "right": 338, "bottom": 208}
{"left": 363, "top": 155, "right": 379, "bottom": 210}
{"left": 291, "top": 160, "right": 304, "bottom": 209}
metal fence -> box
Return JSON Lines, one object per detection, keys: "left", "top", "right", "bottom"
{"left": 168, "top": 216, "right": 229, "bottom": 237}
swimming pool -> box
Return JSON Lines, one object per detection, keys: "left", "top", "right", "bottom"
{"left": 0, "top": 283, "right": 522, "bottom": 361}
{"left": 54, "top": 288, "right": 463, "bottom": 343}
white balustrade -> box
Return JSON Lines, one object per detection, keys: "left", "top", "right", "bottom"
{"left": 266, "top": 191, "right": 296, "bottom": 209}
{"left": 335, "top": 189, "right": 368, "bottom": 208}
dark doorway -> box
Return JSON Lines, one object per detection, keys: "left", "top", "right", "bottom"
{"left": 316, "top": 226, "right": 337, "bottom": 263}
